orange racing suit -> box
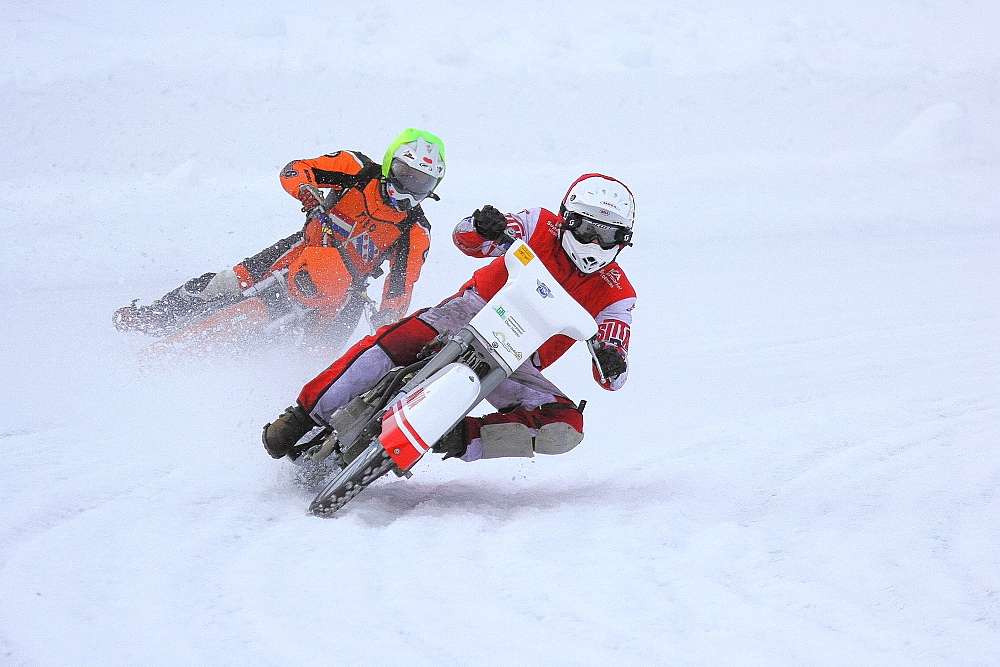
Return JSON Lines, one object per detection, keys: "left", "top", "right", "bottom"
{"left": 233, "top": 150, "right": 431, "bottom": 327}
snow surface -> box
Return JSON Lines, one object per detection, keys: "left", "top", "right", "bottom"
{"left": 3, "top": 1, "right": 1000, "bottom": 665}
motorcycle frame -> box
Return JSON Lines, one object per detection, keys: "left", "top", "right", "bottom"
{"left": 307, "top": 239, "right": 597, "bottom": 474}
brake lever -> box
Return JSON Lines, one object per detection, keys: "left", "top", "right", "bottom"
{"left": 586, "top": 336, "right": 607, "bottom": 383}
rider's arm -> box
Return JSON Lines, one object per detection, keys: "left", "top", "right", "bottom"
{"left": 590, "top": 296, "right": 635, "bottom": 391}
{"left": 279, "top": 151, "right": 366, "bottom": 200}
{"left": 452, "top": 207, "right": 539, "bottom": 258}
{"left": 532, "top": 296, "right": 634, "bottom": 390}
{"left": 377, "top": 220, "right": 431, "bottom": 325}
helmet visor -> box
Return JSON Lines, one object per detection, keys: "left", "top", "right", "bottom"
{"left": 567, "top": 213, "right": 632, "bottom": 250}
{"left": 389, "top": 158, "right": 438, "bottom": 199}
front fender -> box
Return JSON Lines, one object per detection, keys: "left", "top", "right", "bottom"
{"left": 379, "top": 363, "right": 481, "bottom": 470}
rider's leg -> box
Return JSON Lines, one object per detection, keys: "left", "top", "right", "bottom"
{"left": 296, "top": 286, "right": 487, "bottom": 422}
{"left": 436, "top": 366, "right": 586, "bottom": 461}
{"left": 267, "top": 285, "right": 495, "bottom": 460}
{"left": 297, "top": 314, "right": 437, "bottom": 421}
{"left": 113, "top": 271, "right": 241, "bottom": 335}
{"left": 263, "top": 314, "right": 437, "bottom": 459}
{"left": 459, "top": 398, "right": 585, "bottom": 461}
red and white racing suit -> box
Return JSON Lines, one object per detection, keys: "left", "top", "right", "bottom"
{"left": 296, "top": 206, "right": 636, "bottom": 461}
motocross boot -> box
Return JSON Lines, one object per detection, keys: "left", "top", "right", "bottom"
{"left": 113, "top": 273, "right": 220, "bottom": 335}
{"left": 431, "top": 420, "right": 468, "bottom": 460}
{"left": 263, "top": 405, "right": 318, "bottom": 459}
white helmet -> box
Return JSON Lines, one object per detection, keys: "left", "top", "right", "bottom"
{"left": 559, "top": 174, "right": 635, "bottom": 273}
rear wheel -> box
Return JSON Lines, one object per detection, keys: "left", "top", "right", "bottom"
{"left": 309, "top": 439, "right": 395, "bottom": 516}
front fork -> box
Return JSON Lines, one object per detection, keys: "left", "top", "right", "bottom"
{"left": 378, "top": 329, "right": 509, "bottom": 471}
{"left": 300, "top": 329, "right": 477, "bottom": 466}
{"left": 305, "top": 327, "right": 508, "bottom": 472}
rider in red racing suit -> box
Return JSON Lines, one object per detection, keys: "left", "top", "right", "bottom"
{"left": 263, "top": 174, "right": 636, "bottom": 462}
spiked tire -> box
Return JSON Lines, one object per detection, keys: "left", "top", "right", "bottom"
{"left": 308, "top": 439, "right": 395, "bottom": 516}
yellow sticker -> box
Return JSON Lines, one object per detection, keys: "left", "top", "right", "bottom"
{"left": 513, "top": 244, "right": 535, "bottom": 265}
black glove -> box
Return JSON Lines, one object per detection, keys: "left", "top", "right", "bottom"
{"left": 593, "top": 344, "right": 627, "bottom": 379}
{"left": 471, "top": 205, "right": 508, "bottom": 241}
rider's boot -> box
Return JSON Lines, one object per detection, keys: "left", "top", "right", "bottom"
{"left": 263, "top": 405, "right": 319, "bottom": 459}
{"left": 114, "top": 273, "right": 220, "bottom": 335}
{"left": 114, "top": 270, "right": 242, "bottom": 336}
{"left": 432, "top": 419, "right": 469, "bottom": 460}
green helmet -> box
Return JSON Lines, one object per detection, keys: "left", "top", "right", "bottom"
{"left": 382, "top": 128, "right": 446, "bottom": 211}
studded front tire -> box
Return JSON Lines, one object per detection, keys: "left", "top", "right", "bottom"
{"left": 308, "top": 439, "right": 394, "bottom": 516}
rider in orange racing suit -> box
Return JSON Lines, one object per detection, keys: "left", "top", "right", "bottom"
{"left": 113, "top": 129, "right": 445, "bottom": 347}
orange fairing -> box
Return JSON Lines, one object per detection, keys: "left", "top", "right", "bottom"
{"left": 285, "top": 247, "right": 353, "bottom": 315}
{"left": 139, "top": 298, "right": 272, "bottom": 362}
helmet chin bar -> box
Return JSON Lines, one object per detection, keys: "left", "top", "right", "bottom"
{"left": 385, "top": 179, "right": 419, "bottom": 211}
{"left": 560, "top": 228, "right": 622, "bottom": 274}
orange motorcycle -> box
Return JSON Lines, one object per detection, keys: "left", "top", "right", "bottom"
{"left": 137, "top": 248, "right": 378, "bottom": 362}
{"left": 128, "top": 186, "right": 397, "bottom": 362}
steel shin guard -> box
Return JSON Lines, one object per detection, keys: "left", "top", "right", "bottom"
{"left": 479, "top": 423, "right": 534, "bottom": 459}
{"left": 533, "top": 422, "right": 583, "bottom": 455}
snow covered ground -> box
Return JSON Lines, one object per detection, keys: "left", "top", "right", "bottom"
{"left": 2, "top": 1, "right": 999, "bottom": 665}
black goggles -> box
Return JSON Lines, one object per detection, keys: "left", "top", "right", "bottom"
{"left": 388, "top": 159, "right": 438, "bottom": 198}
{"left": 564, "top": 213, "right": 632, "bottom": 250}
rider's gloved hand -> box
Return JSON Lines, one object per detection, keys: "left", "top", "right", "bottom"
{"left": 471, "top": 205, "right": 509, "bottom": 241}
{"left": 593, "top": 343, "right": 627, "bottom": 379}
{"left": 298, "top": 184, "right": 324, "bottom": 214}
